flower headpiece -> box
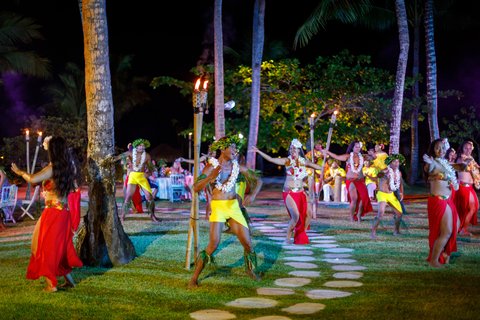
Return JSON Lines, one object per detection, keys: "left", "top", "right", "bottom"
{"left": 132, "top": 138, "right": 150, "bottom": 148}
{"left": 442, "top": 138, "right": 450, "bottom": 151}
{"left": 43, "top": 135, "right": 53, "bottom": 150}
{"left": 210, "top": 135, "right": 242, "bottom": 152}
{"left": 385, "top": 153, "right": 406, "bottom": 166}
{"left": 290, "top": 139, "right": 303, "bottom": 149}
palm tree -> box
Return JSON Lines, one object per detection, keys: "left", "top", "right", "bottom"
{"left": 0, "top": 12, "right": 50, "bottom": 78}
{"left": 246, "top": 0, "right": 265, "bottom": 169}
{"left": 389, "top": 0, "right": 409, "bottom": 154}
{"left": 81, "top": 0, "right": 135, "bottom": 266}
{"left": 424, "top": 0, "right": 439, "bottom": 140}
{"left": 214, "top": 0, "right": 225, "bottom": 138}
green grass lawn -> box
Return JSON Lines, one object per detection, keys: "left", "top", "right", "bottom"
{"left": 0, "top": 185, "right": 479, "bottom": 320}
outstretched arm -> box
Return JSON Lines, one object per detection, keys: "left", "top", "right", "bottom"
{"left": 240, "top": 166, "right": 263, "bottom": 206}
{"left": 250, "top": 146, "right": 286, "bottom": 166}
{"left": 11, "top": 163, "right": 52, "bottom": 184}
{"left": 323, "top": 150, "right": 349, "bottom": 162}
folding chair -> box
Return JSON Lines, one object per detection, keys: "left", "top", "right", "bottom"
{"left": 19, "top": 185, "right": 40, "bottom": 220}
{"left": 1, "top": 185, "right": 18, "bottom": 224}
{"left": 169, "top": 174, "right": 185, "bottom": 202}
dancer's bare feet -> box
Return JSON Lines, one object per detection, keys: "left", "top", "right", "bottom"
{"left": 370, "top": 230, "right": 377, "bottom": 239}
{"left": 428, "top": 259, "right": 443, "bottom": 268}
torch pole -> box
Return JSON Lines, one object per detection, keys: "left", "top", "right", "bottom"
{"left": 319, "top": 111, "right": 338, "bottom": 197}
{"left": 309, "top": 115, "right": 317, "bottom": 219}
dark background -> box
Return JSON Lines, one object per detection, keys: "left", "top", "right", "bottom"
{"left": 1, "top": 0, "right": 480, "bottom": 158}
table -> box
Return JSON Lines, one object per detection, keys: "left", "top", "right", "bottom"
{"left": 156, "top": 175, "right": 193, "bottom": 201}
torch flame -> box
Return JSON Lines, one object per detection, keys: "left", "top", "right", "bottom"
{"left": 203, "top": 80, "right": 209, "bottom": 90}
{"left": 38, "top": 131, "right": 42, "bottom": 137}
{"left": 194, "top": 78, "right": 201, "bottom": 91}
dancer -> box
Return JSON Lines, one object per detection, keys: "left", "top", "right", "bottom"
{"left": 115, "top": 138, "right": 160, "bottom": 222}
{"left": 455, "top": 140, "right": 479, "bottom": 236}
{"left": 11, "top": 136, "right": 83, "bottom": 292}
{"left": 251, "top": 139, "right": 322, "bottom": 244}
{"left": 423, "top": 138, "right": 461, "bottom": 267}
{"left": 189, "top": 135, "right": 261, "bottom": 288}
{"left": 324, "top": 141, "right": 373, "bottom": 222}
{"left": 371, "top": 154, "right": 405, "bottom": 239}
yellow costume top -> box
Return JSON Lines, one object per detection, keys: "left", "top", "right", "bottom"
{"left": 363, "top": 166, "right": 378, "bottom": 185}
{"left": 372, "top": 152, "right": 388, "bottom": 172}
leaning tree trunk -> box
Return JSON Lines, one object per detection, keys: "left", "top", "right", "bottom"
{"left": 246, "top": 0, "right": 265, "bottom": 170}
{"left": 214, "top": 0, "right": 225, "bottom": 138}
{"left": 424, "top": 0, "right": 440, "bottom": 141}
{"left": 389, "top": 0, "right": 409, "bottom": 155}
{"left": 409, "top": 15, "right": 421, "bottom": 185}
{"left": 81, "top": 0, "right": 135, "bottom": 267}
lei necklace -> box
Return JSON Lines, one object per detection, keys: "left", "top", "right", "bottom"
{"left": 132, "top": 148, "right": 146, "bottom": 172}
{"left": 208, "top": 157, "right": 240, "bottom": 192}
{"left": 349, "top": 152, "right": 364, "bottom": 174}
{"left": 286, "top": 156, "right": 308, "bottom": 181}
{"left": 387, "top": 167, "right": 401, "bottom": 191}
{"left": 435, "top": 157, "right": 458, "bottom": 188}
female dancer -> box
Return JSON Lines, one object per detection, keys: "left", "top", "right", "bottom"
{"left": 455, "top": 140, "right": 479, "bottom": 236}
{"left": 324, "top": 140, "right": 373, "bottom": 222}
{"left": 251, "top": 139, "right": 322, "bottom": 244}
{"left": 11, "top": 136, "right": 83, "bottom": 292}
{"left": 423, "top": 138, "right": 461, "bottom": 267}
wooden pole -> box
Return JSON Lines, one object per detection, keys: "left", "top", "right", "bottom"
{"left": 185, "top": 79, "right": 207, "bottom": 269}
{"left": 319, "top": 111, "right": 338, "bottom": 197}
{"left": 308, "top": 115, "right": 317, "bottom": 219}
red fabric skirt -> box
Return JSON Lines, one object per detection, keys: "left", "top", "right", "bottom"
{"left": 67, "top": 189, "right": 81, "bottom": 232}
{"left": 125, "top": 175, "right": 143, "bottom": 213}
{"left": 427, "top": 195, "right": 458, "bottom": 264}
{"left": 346, "top": 179, "right": 373, "bottom": 220}
{"left": 282, "top": 191, "right": 309, "bottom": 244}
{"left": 26, "top": 207, "right": 83, "bottom": 286}
{"left": 454, "top": 184, "right": 478, "bottom": 229}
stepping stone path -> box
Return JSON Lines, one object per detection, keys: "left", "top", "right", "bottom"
{"left": 190, "top": 218, "right": 367, "bottom": 319}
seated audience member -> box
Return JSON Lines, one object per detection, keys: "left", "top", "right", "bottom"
{"left": 322, "top": 159, "right": 347, "bottom": 202}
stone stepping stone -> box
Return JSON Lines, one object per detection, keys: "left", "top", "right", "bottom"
{"left": 189, "top": 309, "right": 236, "bottom": 320}
{"left": 255, "top": 226, "right": 277, "bottom": 230}
{"left": 262, "top": 230, "right": 284, "bottom": 234}
{"left": 274, "top": 277, "right": 311, "bottom": 287}
{"left": 282, "top": 256, "right": 316, "bottom": 262}
{"left": 323, "top": 248, "right": 354, "bottom": 253}
{"left": 311, "top": 243, "right": 339, "bottom": 248}
{"left": 273, "top": 223, "right": 289, "bottom": 227}
{"left": 288, "top": 270, "right": 321, "bottom": 278}
{"left": 322, "top": 258, "right": 357, "bottom": 264}
{"left": 257, "top": 287, "right": 296, "bottom": 296}
{"left": 331, "top": 265, "right": 367, "bottom": 271}
{"left": 281, "top": 302, "right": 326, "bottom": 315}
{"left": 324, "top": 280, "right": 363, "bottom": 288}
{"left": 251, "top": 316, "right": 292, "bottom": 320}
{"left": 269, "top": 237, "right": 286, "bottom": 242}
{"left": 310, "top": 239, "right": 337, "bottom": 244}
{"left": 250, "top": 222, "right": 265, "bottom": 227}
{"left": 333, "top": 272, "right": 364, "bottom": 279}
{"left": 284, "top": 250, "right": 314, "bottom": 255}
{"left": 284, "top": 262, "right": 318, "bottom": 269}
{"left": 226, "top": 297, "right": 278, "bottom": 309}
{"left": 306, "top": 289, "right": 353, "bottom": 299}
{"left": 307, "top": 235, "right": 326, "bottom": 239}
{"left": 282, "top": 244, "right": 311, "bottom": 250}
{"left": 313, "top": 235, "right": 336, "bottom": 239}
{"left": 323, "top": 253, "right": 352, "bottom": 259}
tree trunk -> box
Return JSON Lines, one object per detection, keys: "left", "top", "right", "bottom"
{"left": 246, "top": 0, "right": 265, "bottom": 169}
{"left": 425, "top": 0, "right": 440, "bottom": 141}
{"left": 389, "top": 0, "right": 410, "bottom": 155}
{"left": 81, "top": 0, "right": 136, "bottom": 267}
{"left": 409, "top": 14, "right": 420, "bottom": 185}
{"left": 214, "top": 0, "right": 225, "bottom": 138}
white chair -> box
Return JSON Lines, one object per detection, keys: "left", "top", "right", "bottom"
{"left": 1, "top": 185, "right": 18, "bottom": 223}
{"left": 169, "top": 174, "right": 185, "bottom": 202}
{"left": 19, "top": 185, "right": 40, "bottom": 220}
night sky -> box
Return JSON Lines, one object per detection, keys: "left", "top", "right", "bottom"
{"left": 1, "top": 0, "right": 480, "bottom": 154}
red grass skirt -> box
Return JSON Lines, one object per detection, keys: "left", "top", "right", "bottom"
{"left": 346, "top": 179, "right": 373, "bottom": 220}
{"left": 282, "top": 191, "right": 309, "bottom": 244}
{"left": 427, "top": 195, "right": 458, "bottom": 264}
{"left": 454, "top": 184, "right": 478, "bottom": 229}
{"left": 26, "top": 207, "right": 83, "bottom": 286}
